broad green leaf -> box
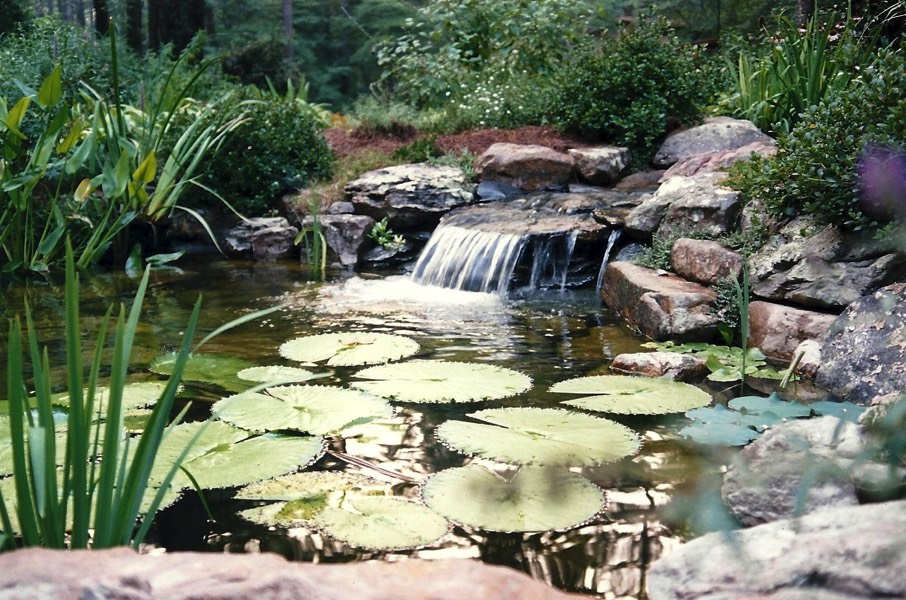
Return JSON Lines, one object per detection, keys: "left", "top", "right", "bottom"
{"left": 678, "top": 422, "right": 760, "bottom": 446}
{"left": 808, "top": 400, "right": 867, "bottom": 422}
{"left": 180, "top": 433, "right": 323, "bottom": 489}
{"left": 237, "top": 470, "right": 390, "bottom": 502}
{"left": 436, "top": 407, "right": 639, "bottom": 467}
{"left": 150, "top": 352, "right": 255, "bottom": 392}
{"left": 37, "top": 64, "right": 63, "bottom": 108}
{"left": 132, "top": 152, "right": 157, "bottom": 186}
{"left": 54, "top": 382, "right": 180, "bottom": 416}
{"left": 314, "top": 496, "right": 448, "bottom": 550}
{"left": 352, "top": 360, "right": 532, "bottom": 403}
{"left": 551, "top": 375, "right": 711, "bottom": 415}
{"left": 728, "top": 393, "right": 811, "bottom": 419}
{"left": 213, "top": 385, "right": 392, "bottom": 435}
{"left": 422, "top": 465, "right": 605, "bottom": 533}
{"left": 237, "top": 365, "right": 322, "bottom": 386}
{"left": 280, "top": 332, "right": 420, "bottom": 366}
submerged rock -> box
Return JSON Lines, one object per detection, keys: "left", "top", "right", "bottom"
{"left": 648, "top": 500, "right": 906, "bottom": 599}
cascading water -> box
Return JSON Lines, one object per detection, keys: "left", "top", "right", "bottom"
{"left": 595, "top": 228, "right": 622, "bottom": 293}
{"left": 527, "top": 231, "right": 579, "bottom": 291}
{"left": 410, "top": 225, "right": 529, "bottom": 294}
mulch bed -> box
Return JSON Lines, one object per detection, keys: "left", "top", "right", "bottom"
{"left": 323, "top": 125, "right": 596, "bottom": 159}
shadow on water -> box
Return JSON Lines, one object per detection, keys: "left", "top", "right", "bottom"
{"left": 0, "top": 256, "right": 715, "bottom": 598}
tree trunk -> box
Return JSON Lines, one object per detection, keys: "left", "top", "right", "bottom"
{"left": 148, "top": 0, "right": 205, "bottom": 54}
{"left": 796, "top": 0, "right": 815, "bottom": 27}
{"left": 58, "top": 0, "right": 72, "bottom": 22}
{"left": 93, "top": 0, "right": 109, "bottom": 34}
{"left": 283, "top": 0, "right": 294, "bottom": 62}
{"left": 74, "top": 0, "right": 85, "bottom": 25}
{"left": 126, "top": 0, "right": 144, "bottom": 54}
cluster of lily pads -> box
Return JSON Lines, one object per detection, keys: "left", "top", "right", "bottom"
{"left": 141, "top": 331, "right": 717, "bottom": 551}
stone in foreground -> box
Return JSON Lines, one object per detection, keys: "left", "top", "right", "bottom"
{"left": 610, "top": 351, "right": 708, "bottom": 382}
{"left": 648, "top": 500, "right": 906, "bottom": 600}
{"left": 0, "top": 550, "right": 583, "bottom": 600}
{"left": 747, "top": 301, "right": 837, "bottom": 362}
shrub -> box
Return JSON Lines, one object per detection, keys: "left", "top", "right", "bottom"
{"left": 726, "top": 46, "right": 906, "bottom": 232}
{"left": 202, "top": 90, "right": 334, "bottom": 217}
{"left": 549, "top": 16, "right": 720, "bottom": 164}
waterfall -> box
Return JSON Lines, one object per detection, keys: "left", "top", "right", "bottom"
{"left": 595, "top": 228, "right": 622, "bottom": 293}
{"left": 527, "top": 231, "right": 579, "bottom": 291}
{"left": 411, "top": 225, "right": 528, "bottom": 294}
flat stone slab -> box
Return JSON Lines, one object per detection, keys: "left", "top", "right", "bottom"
{"left": 601, "top": 262, "right": 718, "bottom": 342}
{"left": 648, "top": 500, "right": 906, "bottom": 600}
{"left": 610, "top": 351, "right": 708, "bottom": 381}
{"left": 0, "top": 549, "right": 583, "bottom": 600}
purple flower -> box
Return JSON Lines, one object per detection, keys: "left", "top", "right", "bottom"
{"left": 859, "top": 145, "right": 906, "bottom": 220}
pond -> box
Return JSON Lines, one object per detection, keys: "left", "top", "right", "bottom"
{"left": 0, "top": 255, "right": 720, "bottom": 599}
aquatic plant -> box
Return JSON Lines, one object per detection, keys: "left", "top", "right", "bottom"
{"left": 550, "top": 375, "right": 712, "bottom": 415}
{"left": 280, "top": 332, "right": 420, "bottom": 367}
{"left": 640, "top": 342, "right": 785, "bottom": 384}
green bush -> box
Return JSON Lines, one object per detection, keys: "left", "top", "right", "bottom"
{"left": 202, "top": 90, "right": 334, "bottom": 217}
{"left": 726, "top": 46, "right": 906, "bottom": 232}
{"left": 549, "top": 16, "right": 719, "bottom": 164}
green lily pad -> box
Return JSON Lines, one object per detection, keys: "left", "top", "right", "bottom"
{"left": 808, "top": 400, "right": 867, "bottom": 422}
{"left": 436, "top": 407, "right": 639, "bottom": 467}
{"left": 178, "top": 433, "right": 324, "bottom": 490}
{"left": 351, "top": 360, "right": 532, "bottom": 403}
{"left": 728, "top": 393, "right": 811, "bottom": 419}
{"left": 53, "top": 381, "right": 180, "bottom": 414}
{"left": 279, "top": 332, "right": 420, "bottom": 367}
{"left": 213, "top": 385, "right": 393, "bottom": 435}
{"left": 314, "top": 496, "right": 448, "bottom": 550}
{"left": 237, "top": 366, "right": 324, "bottom": 386}
{"left": 422, "top": 465, "right": 605, "bottom": 533}
{"left": 551, "top": 375, "right": 711, "bottom": 415}
{"left": 150, "top": 352, "right": 255, "bottom": 392}
{"left": 678, "top": 421, "right": 760, "bottom": 446}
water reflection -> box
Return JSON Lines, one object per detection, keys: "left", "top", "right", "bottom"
{"left": 1, "top": 258, "right": 702, "bottom": 598}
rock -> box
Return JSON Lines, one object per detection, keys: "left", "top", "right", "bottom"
{"left": 624, "top": 175, "right": 741, "bottom": 241}
{"left": 655, "top": 175, "right": 742, "bottom": 239}
{"left": 648, "top": 500, "right": 906, "bottom": 599}
{"left": 670, "top": 238, "right": 744, "bottom": 286}
{"left": 601, "top": 262, "right": 719, "bottom": 342}
{"left": 721, "top": 417, "right": 864, "bottom": 527}
{"left": 610, "top": 351, "right": 708, "bottom": 381}
{"left": 568, "top": 146, "right": 631, "bottom": 185}
{"left": 346, "top": 164, "right": 475, "bottom": 232}
{"left": 475, "top": 180, "right": 522, "bottom": 202}
{"left": 792, "top": 339, "right": 822, "bottom": 379}
{"left": 660, "top": 140, "right": 776, "bottom": 179}
{"left": 224, "top": 217, "right": 299, "bottom": 260}
{"left": 747, "top": 301, "right": 837, "bottom": 362}
{"left": 750, "top": 221, "right": 906, "bottom": 310}
{"left": 0, "top": 548, "right": 581, "bottom": 600}
{"left": 325, "top": 201, "right": 355, "bottom": 215}
{"left": 614, "top": 170, "right": 666, "bottom": 193}
{"left": 475, "top": 143, "right": 575, "bottom": 191}
{"left": 817, "top": 283, "right": 906, "bottom": 405}
{"left": 652, "top": 117, "right": 774, "bottom": 168}
{"left": 301, "top": 214, "right": 375, "bottom": 267}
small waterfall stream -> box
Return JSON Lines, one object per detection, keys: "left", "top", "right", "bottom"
{"left": 410, "top": 225, "right": 529, "bottom": 294}
{"left": 595, "top": 229, "right": 622, "bottom": 293}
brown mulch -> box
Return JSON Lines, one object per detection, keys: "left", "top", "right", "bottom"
{"left": 323, "top": 125, "right": 596, "bottom": 159}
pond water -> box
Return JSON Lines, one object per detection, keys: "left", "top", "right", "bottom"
{"left": 0, "top": 255, "right": 721, "bottom": 599}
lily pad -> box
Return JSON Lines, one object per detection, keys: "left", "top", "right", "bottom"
{"left": 351, "top": 360, "right": 532, "bottom": 403}
{"left": 53, "top": 381, "right": 180, "bottom": 415}
{"left": 279, "top": 332, "right": 419, "bottom": 367}
{"left": 678, "top": 421, "right": 760, "bottom": 446}
{"left": 551, "top": 375, "right": 711, "bottom": 415}
{"left": 436, "top": 407, "right": 639, "bottom": 467}
{"left": 150, "top": 352, "right": 255, "bottom": 392}
{"left": 422, "top": 465, "right": 605, "bottom": 533}
{"left": 808, "top": 400, "right": 867, "bottom": 422}
{"left": 237, "top": 366, "right": 324, "bottom": 386}
{"left": 728, "top": 393, "right": 811, "bottom": 419}
{"left": 313, "top": 496, "right": 448, "bottom": 550}
{"left": 213, "top": 385, "right": 393, "bottom": 435}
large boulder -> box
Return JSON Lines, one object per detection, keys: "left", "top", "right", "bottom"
{"left": 623, "top": 175, "right": 740, "bottom": 241}
{"left": 817, "top": 282, "right": 906, "bottom": 404}
{"left": 475, "top": 143, "right": 575, "bottom": 191}
{"left": 0, "top": 549, "right": 581, "bottom": 600}
{"left": 670, "top": 238, "right": 744, "bottom": 286}
{"left": 721, "top": 416, "right": 866, "bottom": 527}
{"left": 660, "top": 140, "right": 776, "bottom": 179}
{"left": 346, "top": 164, "right": 475, "bottom": 232}
{"left": 652, "top": 117, "right": 774, "bottom": 168}
{"left": 601, "top": 262, "right": 719, "bottom": 342}
{"left": 750, "top": 221, "right": 906, "bottom": 310}
{"left": 224, "top": 217, "right": 299, "bottom": 260}
{"left": 567, "top": 146, "right": 631, "bottom": 185}
{"left": 747, "top": 301, "right": 837, "bottom": 362}
{"left": 648, "top": 500, "right": 906, "bottom": 600}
